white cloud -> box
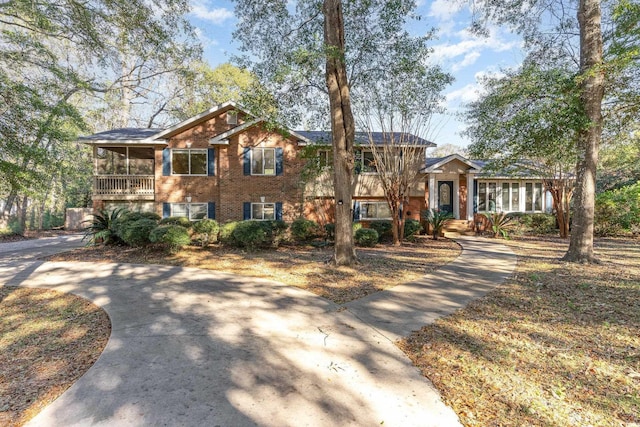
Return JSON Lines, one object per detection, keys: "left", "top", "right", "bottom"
{"left": 445, "top": 83, "right": 483, "bottom": 106}
{"left": 428, "top": 0, "right": 464, "bottom": 20}
{"left": 194, "top": 27, "right": 219, "bottom": 47}
{"left": 452, "top": 51, "right": 481, "bottom": 72}
{"left": 190, "top": 1, "right": 234, "bottom": 25}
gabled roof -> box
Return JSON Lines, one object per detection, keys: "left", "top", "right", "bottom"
{"left": 153, "top": 101, "right": 239, "bottom": 140}
{"left": 295, "top": 131, "right": 436, "bottom": 147}
{"left": 422, "top": 154, "right": 483, "bottom": 172}
{"left": 78, "top": 128, "right": 165, "bottom": 145}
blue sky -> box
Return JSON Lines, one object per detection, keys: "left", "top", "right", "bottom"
{"left": 187, "top": 0, "right": 525, "bottom": 148}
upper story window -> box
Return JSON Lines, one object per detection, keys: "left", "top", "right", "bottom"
{"left": 251, "top": 147, "right": 276, "bottom": 175}
{"left": 318, "top": 149, "right": 333, "bottom": 168}
{"left": 356, "top": 149, "right": 377, "bottom": 173}
{"left": 227, "top": 111, "right": 238, "bottom": 125}
{"left": 96, "top": 146, "right": 154, "bottom": 175}
{"left": 172, "top": 149, "right": 207, "bottom": 175}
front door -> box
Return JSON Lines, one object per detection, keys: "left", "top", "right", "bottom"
{"left": 438, "top": 181, "right": 453, "bottom": 214}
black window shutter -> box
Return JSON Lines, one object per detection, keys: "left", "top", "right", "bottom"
{"left": 473, "top": 179, "right": 478, "bottom": 213}
{"left": 162, "top": 203, "right": 171, "bottom": 218}
{"left": 162, "top": 149, "right": 171, "bottom": 176}
{"left": 207, "top": 148, "right": 215, "bottom": 176}
{"left": 275, "top": 148, "right": 284, "bottom": 176}
{"left": 208, "top": 202, "right": 215, "bottom": 219}
{"left": 353, "top": 201, "right": 361, "bottom": 221}
{"left": 243, "top": 148, "right": 251, "bottom": 175}
{"left": 275, "top": 202, "right": 283, "bottom": 220}
{"left": 243, "top": 202, "right": 251, "bottom": 220}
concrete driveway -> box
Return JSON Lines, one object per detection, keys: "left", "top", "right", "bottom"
{"left": 0, "top": 237, "right": 466, "bottom": 427}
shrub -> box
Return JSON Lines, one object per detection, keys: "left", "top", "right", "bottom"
{"left": 517, "top": 213, "right": 556, "bottom": 234}
{"left": 119, "top": 218, "right": 158, "bottom": 247}
{"left": 260, "top": 220, "right": 288, "bottom": 246}
{"left": 324, "top": 223, "right": 335, "bottom": 240}
{"left": 484, "top": 212, "right": 514, "bottom": 239}
{"left": 595, "top": 182, "right": 640, "bottom": 236}
{"left": 369, "top": 221, "right": 392, "bottom": 241}
{"left": 421, "top": 209, "right": 453, "bottom": 240}
{"left": 290, "top": 218, "right": 321, "bottom": 241}
{"left": 404, "top": 219, "right": 422, "bottom": 238}
{"left": 352, "top": 222, "right": 363, "bottom": 235}
{"left": 355, "top": 228, "right": 378, "bottom": 247}
{"left": 159, "top": 216, "right": 193, "bottom": 228}
{"left": 150, "top": 225, "right": 191, "bottom": 253}
{"left": 192, "top": 219, "right": 219, "bottom": 246}
{"left": 233, "top": 221, "right": 268, "bottom": 250}
{"left": 219, "top": 221, "right": 240, "bottom": 245}
{"left": 82, "top": 208, "right": 126, "bottom": 245}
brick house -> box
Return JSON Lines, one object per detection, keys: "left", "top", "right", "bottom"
{"left": 81, "top": 102, "right": 552, "bottom": 228}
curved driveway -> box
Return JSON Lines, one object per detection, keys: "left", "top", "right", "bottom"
{"left": 0, "top": 235, "right": 515, "bottom": 427}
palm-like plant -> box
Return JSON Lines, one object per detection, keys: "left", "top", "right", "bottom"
{"left": 484, "top": 211, "right": 514, "bottom": 239}
{"left": 82, "top": 208, "right": 126, "bottom": 245}
{"left": 422, "top": 209, "right": 454, "bottom": 240}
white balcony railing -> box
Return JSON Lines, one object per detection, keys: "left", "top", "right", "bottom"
{"left": 94, "top": 175, "right": 154, "bottom": 199}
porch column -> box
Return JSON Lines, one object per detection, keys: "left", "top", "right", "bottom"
{"left": 466, "top": 173, "right": 475, "bottom": 221}
{"left": 428, "top": 174, "right": 436, "bottom": 210}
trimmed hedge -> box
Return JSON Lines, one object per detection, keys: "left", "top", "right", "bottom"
{"left": 159, "top": 216, "right": 193, "bottom": 228}
{"left": 150, "top": 225, "right": 191, "bottom": 253}
{"left": 404, "top": 219, "right": 422, "bottom": 238}
{"left": 119, "top": 218, "right": 157, "bottom": 247}
{"left": 515, "top": 213, "right": 556, "bottom": 234}
{"left": 369, "top": 221, "right": 392, "bottom": 241}
{"left": 219, "top": 221, "right": 240, "bottom": 245}
{"left": 355, "top": 228, "right": 378, "bottom": 247}
{"left": 192, "top": 219, "right": 219, "bottom": 246}
{"left": 291, "top": 218, "right": 321, "bottom": 241}
{"left": 232, "top": 221, "right": 267, "bottom": 250}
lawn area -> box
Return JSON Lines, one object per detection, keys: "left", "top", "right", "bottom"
{"left": 49, "top": 235, "right": 461, "bottom": 304}
{"left": 399, "top": 236, "right": 640, "bottom": 427}
{"left": 0, "top": 287, "right": 110, "bottom": 427}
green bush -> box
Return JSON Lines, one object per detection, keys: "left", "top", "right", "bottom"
{"left": 290, "top": 218, "right": 321, "bottom": 241}
{"left": 369, "top": 221, "right": 392, "bottom": 241}
{"left": 82, "top": 208, "right": 126, "bottom": 245}
{"left": 192, "top": 219, "right": 219, "bottom": 246}
{"left": 516, "top": 213, "right": 556, "bottom": 234}
{"left": 150, "top": 225, "right": 191, "bottom": 253}
{"left": 404, "top": 219, "right": 422, "bottom": 238}
{"left": 119, "top": 218, "right": 158, "bottom": 247}
{"left": 233, "top": 221, "right": 268, "bottom": 250}
{"left": 421, "top": 209, "right": 453, "bottom": 240}
{"left": 159, "top": 216, "right": 193, "bottom": 228}
{"left": 352, "top": 222, "right": 363, "bottom": 235}
{"left": 324, "top": 223, "right": 335, "bottom": 240}
{"left": 219, "top": 221, "right": 240, "bottom": 245}
{"left": 43, "top": 210, "right": 65, "bottom": 229}
{"left": 355, "top": 228, "right": 378, "bottom": 247}
{"left": 260, "top": 220, "right": 288, "bottom": 246}
{"left": 595, "top": 182, "right": 640, "bottom": 236}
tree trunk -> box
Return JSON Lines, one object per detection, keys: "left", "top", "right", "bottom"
{"left": 324, "top": 0, "right": 357, "bottom": 265}
{"left": 564, "top": 0, "right": 604, "bottom": 263}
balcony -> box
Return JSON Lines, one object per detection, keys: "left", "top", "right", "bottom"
{"left": 93, "top": 175, "right": 155, "bottom": 200}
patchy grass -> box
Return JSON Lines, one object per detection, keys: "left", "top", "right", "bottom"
{"left": 49, "top": 236, "right": 461, "bottom": 304}
{"left": 0, "top": 287, "right": 110, "bottom": 427}
{"left": 399, "top": 236, "right": 640, "bottom": 427}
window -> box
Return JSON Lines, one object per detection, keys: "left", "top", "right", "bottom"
{"left": 525, "top": 182, "right": 543, "bottom": 211}
{"left": 251, "top": 203, "right": 275, "bottom": 220}
{"left": 171, "top": 203, "right": 208, "bottom": 221}
{"left": 251, "top": 148, "right": 276, "bottom": 175}
{"left": 172, "top": 149, "right": 207, "bottom": 175}
{"left": 317, "top": 149, "right": 333, "bottom": 168}
{"left": 478, "top": 181, "right": 520, "bottom": 212}
{"left": 360, "top": 201, "right": 391, "bottom": 220}
{"left": 97, "top": 147, "right": 154, "bottom": 175}
{"left": 356, "top": 150, "right": 377, "bottom": 173}
{"left": 227, "top": 111, "right": 238, "bottom": 125}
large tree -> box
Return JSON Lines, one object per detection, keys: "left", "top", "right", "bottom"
{"left": 232, "top": 0, "right": 447, "bottom": 264}
{"left": 469, "top": 0, "right": 639, "bottom": 262}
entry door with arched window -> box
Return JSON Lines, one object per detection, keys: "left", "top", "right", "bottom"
{"left": 438, "top": 181, "right": 453, "bottom": 215}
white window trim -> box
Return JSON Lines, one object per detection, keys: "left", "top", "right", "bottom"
{"left": 356, "top": 149, "right": 378, "bottom": 174}
{"left": 251, "top": 147, "right": 276, "bottom": 176}
{"left": 170, "top": 203, "right": 208, "bottom": 221}
{"left": 227, "top": 111, "right": 238, "bottom": 125}
{"left": 251, "top": 202, "right": 276, "bottom": 220}
{"left": 476, "top": 180, "right": 546, "bottom": 213}
{"left": 171, "top": 149, "right": 208, "bottom": 176}
{"left": 359, "top": 201, "right": 392, "bottom": 220}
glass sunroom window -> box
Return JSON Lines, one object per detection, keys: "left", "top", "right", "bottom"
{"left": 97, "top": 147, "right": 153, "bottom": 175}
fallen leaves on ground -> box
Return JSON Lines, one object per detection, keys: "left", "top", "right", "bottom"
{"left": 398, "top": 236, "right": 640, "bottom": 427}
{"left": 0, "top": 288, "right": 110, "bottom": 427}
